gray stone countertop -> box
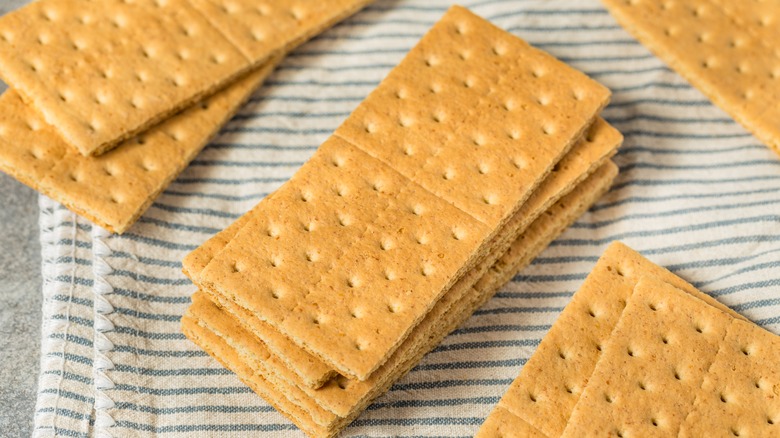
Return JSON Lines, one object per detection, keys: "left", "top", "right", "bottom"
{"left": 1, "top": 2, "right": 40, "bottom": 435}
{"left": 0, "top": 173, "right": 41, "bottom": 438}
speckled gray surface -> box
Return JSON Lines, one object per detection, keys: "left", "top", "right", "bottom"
{"left": 0, "top": 175, "right": 41, "bottom": 438}
{"left": 0, "top": 1, "right": 40, "bottom": 436}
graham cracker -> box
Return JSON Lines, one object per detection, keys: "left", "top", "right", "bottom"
{"left": 0, "top": 59, "right": 279, "bottom": 234}
{"left": 182, "top": 160, "right": 619, "bottom": 437}
{"left": 488, "top": 241, "right": 743, "bottom": 437}
{"left": 562, "top": 276, "right": 780, "bottom": 437}
{"left": 601, "top": 0, "right": 780, "bottom": 157}
{"left": 196, "top": 6, "right": 611, "bottom": 382}
{"left": 183, "top": 116, "right": 622, "bottom": 390}
{"left": 334, "top": 5, "right": 610, "bottom": 229}
{"left": 0, "top": 0, "right": 372, "bottom": 156}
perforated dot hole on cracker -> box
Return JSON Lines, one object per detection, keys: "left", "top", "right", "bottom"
{"left": 194, "top": 5, "right": 611, "bottom": 383}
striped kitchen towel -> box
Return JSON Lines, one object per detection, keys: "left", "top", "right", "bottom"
{"left": 33, "top": 0, "right": 780, "bottom": 436}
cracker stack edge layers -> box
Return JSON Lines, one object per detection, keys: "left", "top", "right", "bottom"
{"left": 183, "top": 159, "right": 619, "bottom": 437}
{"left": 191, "top": 5, "right": 612, "bottom": 384}
{"left": 180, "top": 6, "right": 622, "bottom": 437}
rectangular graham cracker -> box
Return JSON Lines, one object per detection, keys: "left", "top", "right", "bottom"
{"left": 195, "top": 6, "right": 611, "bottom": 382}
{"left": 562, "top": 276, "right": 780, "bottom": 437}
{"left": 0, "top": 59, "right": 278, "bottom": 234}
{"left": 183, "top": 117, "right": 622, "bottom": 390}
{"left": 193, "top": 151, "right": 620, "bottom": 417}
{"left": 0, "top": 0, "right": 372, "bottom": 156}
{"left": 204, "top": 160, "right": 619, "bottom": 420}
{"left": 181, "top": 160, "right": 619, "bottom": 437}
{"left": 480, "top": 241, "right": 744, "bottom": 438}
{"left": 601, "top": 0, "right": 780, "bottom": 157}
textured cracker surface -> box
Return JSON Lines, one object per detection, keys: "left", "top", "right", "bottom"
{"left": 489, "top": 241, "right": 742, "bottom": 437}
{"left": 195, "top": 6, "right": 611, "bottom": 381}
{"left": 601, "top": 0, "right": 780, "bottom": 157}
{"left": 0, "top": 0, "right": 370, "bottom": 155}
{"left": 190, "top": 0, "right": 372, "bottom": 61}
{"left": 182, "top": 160, "right": 618, "bottom": 436}
{"left": 562, "top": 276, "right": 732, "bottom": 437}
{"left": 0, "top": 61, "right": 277, "bottom": 233}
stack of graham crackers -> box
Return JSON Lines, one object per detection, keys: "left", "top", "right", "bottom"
{"left": 0, "top": 0, "right": 373, "bottom": 233}
{"left": 477, "top": 241, "right": 780, "bottom": 437}
{"left": 180, "top": 7, "right": 624, "bottom": 437}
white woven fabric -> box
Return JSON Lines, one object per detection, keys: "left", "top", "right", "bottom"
{"left": 34, "top": 0, "right": 780, "bottom": 436}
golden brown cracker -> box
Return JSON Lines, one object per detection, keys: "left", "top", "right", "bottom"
{"left": 493, "top": 241, "right": 742, "bottom": 437}
{"left": 562, "top": 276, "right": 732, "bottom": 437}
{"left": 602, "top": 0, "right": 780, "bottom": 157}
{"left": 0, "top": 60, "right": 278, "bottom": 233}
{"left": 185, "top": 159, "right": 618, "bottom": 437}
{"left": 195, "top": 6, "right": 611, "bottom": 381}
{"left": 0, "top": 0, "right": 372, "bottom": 155}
